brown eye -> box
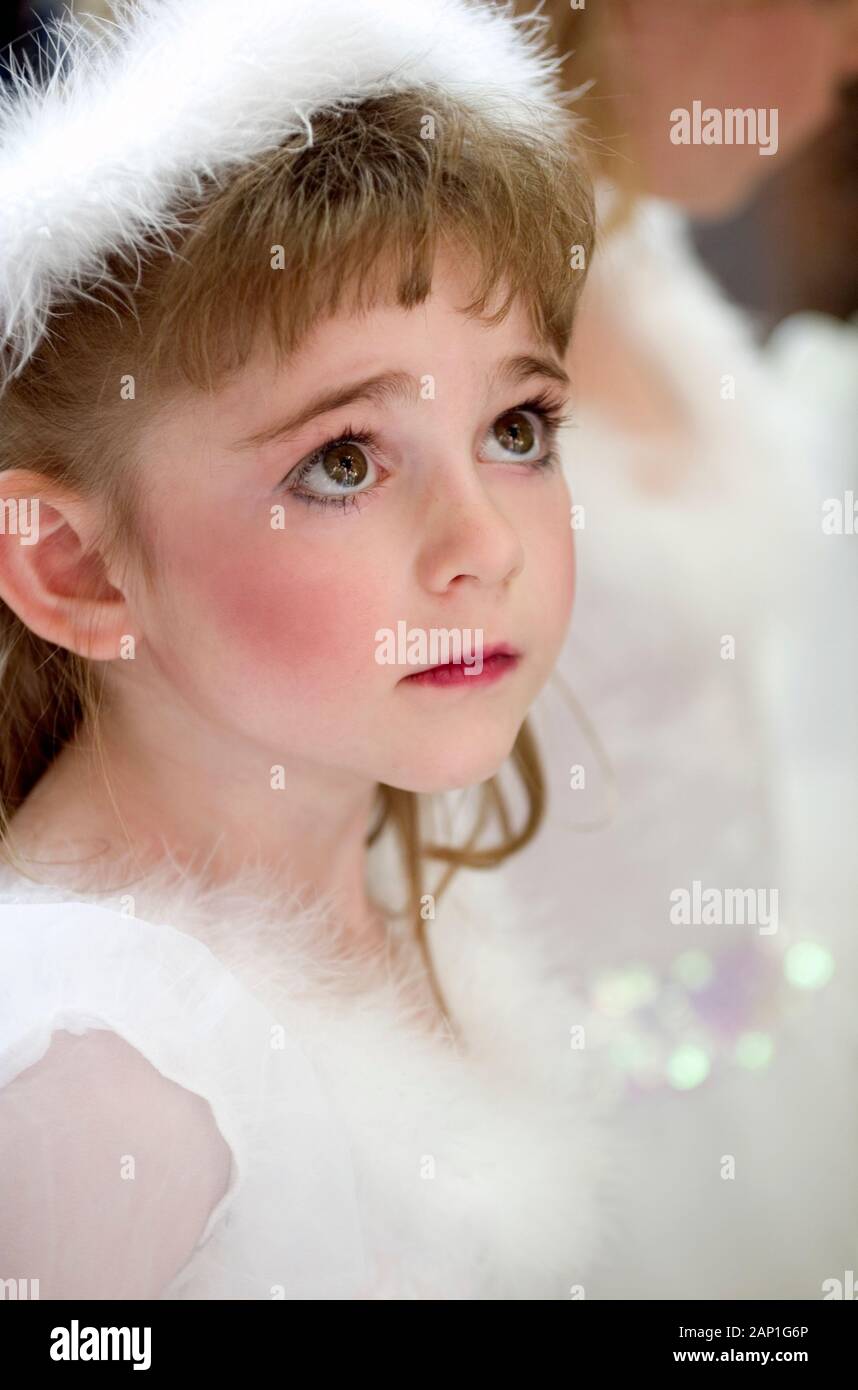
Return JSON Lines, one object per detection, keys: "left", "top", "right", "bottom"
{"left": 322, "top": 442, "right": 369, "bottom": 488}
{"left": 493, "top": 410, "right": 536, "bottom": 456}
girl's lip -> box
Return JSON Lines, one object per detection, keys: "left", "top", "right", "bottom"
{"left": 400, "top": 644, "right": 521, "bottom": 688}
{"left": 404, "top": 642, "right": 520, "bottom": 675}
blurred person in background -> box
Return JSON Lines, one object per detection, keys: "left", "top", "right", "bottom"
{"left": 482, "top": 0, "right": 858, "bottom": 1298}
{"left": 693, "top": 77, "right": 858, "bottom": 325}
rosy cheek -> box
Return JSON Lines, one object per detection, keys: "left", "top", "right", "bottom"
{"left": 172, "top": 517, "right": 384, "bottom": 690}
{"left": 213, "top": 562, "right": 356, "bottom": 679}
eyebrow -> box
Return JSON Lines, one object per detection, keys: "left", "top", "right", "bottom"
{"left": 229, "top": 354, "right": 571, "bottom": 451}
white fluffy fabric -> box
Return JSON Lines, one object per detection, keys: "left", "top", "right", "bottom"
{"left": 0, "top": 840, "right": 623, "bottom": 1299}
{"left": 0, "top": 0, "right": 569, "bottom": 387}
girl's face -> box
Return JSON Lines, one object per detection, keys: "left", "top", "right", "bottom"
{"left": 122, "top": 251, "right": 575, "bottom": 794}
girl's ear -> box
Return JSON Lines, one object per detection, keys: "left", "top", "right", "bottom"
{"left": 0, "top": 470, "right": 136, "bottom": 661}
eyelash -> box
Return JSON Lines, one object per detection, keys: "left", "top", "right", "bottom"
{"left": 284, "top": 391, "right": 572, "bottom": 515}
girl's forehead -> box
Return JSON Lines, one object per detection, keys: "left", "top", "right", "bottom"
{"left": 218, "top": 282, "right": 543, "bottom": 398}
{"left": 251, "top": 318, "right": 548, "bottom": 411}
{"left": 151, "top": 301, "right": 562, "bottom": 462}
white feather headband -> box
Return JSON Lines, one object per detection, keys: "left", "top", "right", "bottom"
{"left": 0, "top": 0, "right": 572, "bottom": 390}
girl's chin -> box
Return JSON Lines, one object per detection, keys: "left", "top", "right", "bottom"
{"left": 379, "top": 736, "right": 522, "bottom": 796}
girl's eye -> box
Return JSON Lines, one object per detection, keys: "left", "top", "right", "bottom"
{"left": 480, "top": 400, "right": 566, "bottom": 466}
{"left": 308, "top": 441, "right": 372, "bottom": 493}
{"left": 287, "top": 434, "right": 380, "bottom": 511}
{"left": 483, "top": 408, "right": 542, "bottom": 463}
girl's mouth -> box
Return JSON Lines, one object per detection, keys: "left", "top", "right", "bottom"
{"left": 400, "top": 645, "right": 521, "bottom": 689}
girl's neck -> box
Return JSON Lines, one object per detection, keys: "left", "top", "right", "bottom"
{"left": 6, "top": 727, "right": 387, "bottom": 954}
{"left": 5, "top": 752, "right": 460, "bottom": 1045}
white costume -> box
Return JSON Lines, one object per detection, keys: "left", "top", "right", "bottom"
{"left": 0, "top": 846, "right": 623, "bottom": 1300}
{"left": 500, "top": 193, "right": 858, "bottom": 1297}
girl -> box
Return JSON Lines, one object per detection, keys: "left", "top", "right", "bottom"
{"left": 0, "top": 0, "right": 620, "bottom": 1299}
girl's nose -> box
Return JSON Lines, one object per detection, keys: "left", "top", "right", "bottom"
{"left": 413, "top": 464, "right": 525, "bottom": 595}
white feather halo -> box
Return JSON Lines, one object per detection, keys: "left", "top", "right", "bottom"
{"left": 0, "top": 0, "right": 573, "bottom": 389}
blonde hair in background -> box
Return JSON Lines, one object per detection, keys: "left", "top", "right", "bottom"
{"left": 0, "top": 86, "right": 594, "bottom": 1022}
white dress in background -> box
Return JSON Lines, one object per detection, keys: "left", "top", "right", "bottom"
{"left": 495, "top": 193, "right": 858, "bottom": 1298}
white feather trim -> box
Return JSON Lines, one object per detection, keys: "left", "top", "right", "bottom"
{"left": 0, "top": 845, "right": 624, "bottom": 1298}
{"left": 0, "top": 0, "right": 569, "bottom": 387}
